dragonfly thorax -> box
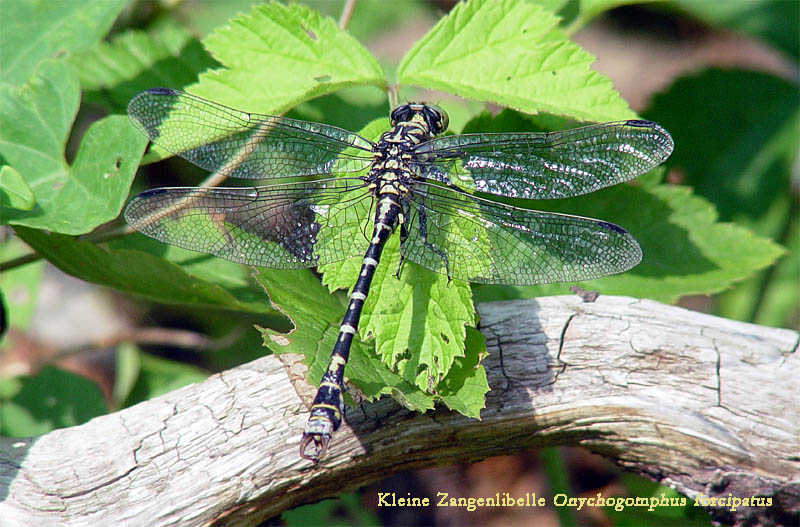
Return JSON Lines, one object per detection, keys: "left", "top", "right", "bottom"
{"left": 368, "top": 105, "right": 446, "bottom": 190}
{"left": 366, "top": 136, "right": 417, "bottom": 199}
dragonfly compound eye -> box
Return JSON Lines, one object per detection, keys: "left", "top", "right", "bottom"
{"left": 423, "top": 104, "right": 449, "bottom": 134}
{"left": 390, "top": 105, "right": 414, "bottom": 126}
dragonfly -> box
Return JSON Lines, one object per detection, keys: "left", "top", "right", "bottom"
{"left": 124, "top": 88, "right": 674, "bottom": 462}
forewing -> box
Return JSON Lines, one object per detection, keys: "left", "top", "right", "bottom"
{"left": 127, "top": 88, "right": 374, "bottom": 179}
{"left": 415, "top": 120, "right": 673, "bottom": 199}
{"left": 124, "top": 178, "right": 371, "bottom": 268}
{"left": 403, "top": 183, "right": 642, "bottom": 285}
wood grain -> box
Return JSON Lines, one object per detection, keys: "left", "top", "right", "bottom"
{"left": 1, "top": 296, "right": 797, "bottom": 526}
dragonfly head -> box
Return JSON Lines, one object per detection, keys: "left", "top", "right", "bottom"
{"left": 390, "top": 103, "right": 449, "bottom": 135}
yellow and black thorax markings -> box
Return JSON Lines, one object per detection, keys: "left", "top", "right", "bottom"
{"left": 366, "top": 114, "right": 438, "bottom": 217}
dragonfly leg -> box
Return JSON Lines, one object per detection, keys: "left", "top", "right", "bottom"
{"left": 394, "top": 255, "right": 406, "bottom": 280}
{"left": 394, "top": 213, "right": 410, "bottom": 279}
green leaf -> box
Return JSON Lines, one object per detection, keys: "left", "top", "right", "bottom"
{"left": 645, "top": 68, "right": 797, "bottom": 322}
{"left": 437, "top": 327, "right": 488, "bottom": 419}
{"left": 113, "top": 343, "right": 141, "bottom": 409}
{"left": 398, "top": 0, "right": 634, "bottom": 122}
{"left": 536, "top": 0, "right": 571, "bottom": 16}
{"left": 189, "top": 2, "right": 385, "bottom": 114}
{"left": 672, "top": 0, "right": 799, "bottom": 62}
{"left": 122, "top": 351, "right": 209, "bottom": 406}
{"left": 646, "top": 69, "right": 797, "bottom": 230}
{"left": 69, "top": 19, "right": 220, "bottom": 111}
{"left": 751, "top": 217, "right": 799, "bottom": 327}
{"left": 256, "top": 264, "right": 488, "bottom": 417}
{"left": 0, "top": 60, "right": 147, "bottom": 234}
{"left": 0, "top": 60, "right": 79, "bottom": 178}
{"left": 14, "top": 228, "right": 277, "bottom": 315}
{"left": 253, "top": 268, "right": 384, "bottom": 397}
{"left": 0, "top": 235, "right": 44, "bottom": 332}
{"left": 346, "top": 234, "right": 476, "bottom": 393}
{"left": 0, "top": 165, "right": 35, "bottom": 211}
{"left": 0, "top": 366, "right": 107, "bottom": 437}
{"left": 625, "top": 184, "right": 785, "bottom": 301}
{"left": 0, "top": 0, "right": 127, "bottom": 87}
{"left": 112, "top": 234, "right": 284, "bottom": 311}
{"left": 252, "top": 267, "right": 429, "bottom": 409}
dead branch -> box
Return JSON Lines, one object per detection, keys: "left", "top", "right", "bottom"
{"left": 1, "top": 296, "right": 797, "bottom": 526}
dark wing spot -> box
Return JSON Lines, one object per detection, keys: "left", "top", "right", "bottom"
{"left": 625, "top": 119, "right": 654, "bottom": 128}
{"left": 596, "top": 221, "right": 627, "bottom": 234}
{"left": 147, "top": 87, "right": 177, "bottom": 96}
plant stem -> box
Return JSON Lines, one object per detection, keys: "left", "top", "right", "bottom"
{"left": 339, "top": 0, "right": 357, "bottom": 30}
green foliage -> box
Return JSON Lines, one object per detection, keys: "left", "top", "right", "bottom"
{"left": 191, "top": 2, "right": 385, "bottom": 114}
{"left": 0, "top": 166, "right": 34, "bottom": 211}
{"left": 255, "top": 263, "right": 487, "bottom": 417}
{"left": 0, "top": 60, "right": 146, "bottom": 234}
{"left": 645, "top": 68, "right": 798, "bottom": 326}
{"left": 0, "top": 366, "right": 108, "bottom": 437}
{"left": 398, "top": 0, "right": 635, "bottom": 121}
{"left": 672, "top": 0, "right": 799, "bottom": 62}
{"left": 70, "top": 18, "right": 220, "bottom": 111}
{"left": 0, "top": 0, "right": 126, "bottom": 86}
{"left": 0, "top": 7, "right": 794, "bottom": 525}
{"left": 474, "top": 174, "right": 785, "bottom": 304}
{"left": 15, "top": 228, "right": 277, "bottom": 314}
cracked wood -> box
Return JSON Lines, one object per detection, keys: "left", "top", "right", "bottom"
{"left": 1, "top": 296, "right": 797, "bottom": 527}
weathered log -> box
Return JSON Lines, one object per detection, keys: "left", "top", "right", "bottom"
{"left": 1, "top": 296, "right": 797, "bottom": 526}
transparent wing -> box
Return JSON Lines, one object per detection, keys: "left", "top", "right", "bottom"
{"left": 124, "top": 178, "right": 371, "bottom": 268}
{"left": 415, "top": 120, "right": 673, "bottom": 199}
{"left": 402, "top": 183, "right": 641, "bottom": 285}
{"left": 127, "top": 88, "right": 375, "bottom": 179}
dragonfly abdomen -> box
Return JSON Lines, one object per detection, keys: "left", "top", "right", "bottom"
{"left": 299, "top": 106, "right": 445, "bottom": 461}
{"left": 299, "top": 193, "right": 403, "bottom": 460}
